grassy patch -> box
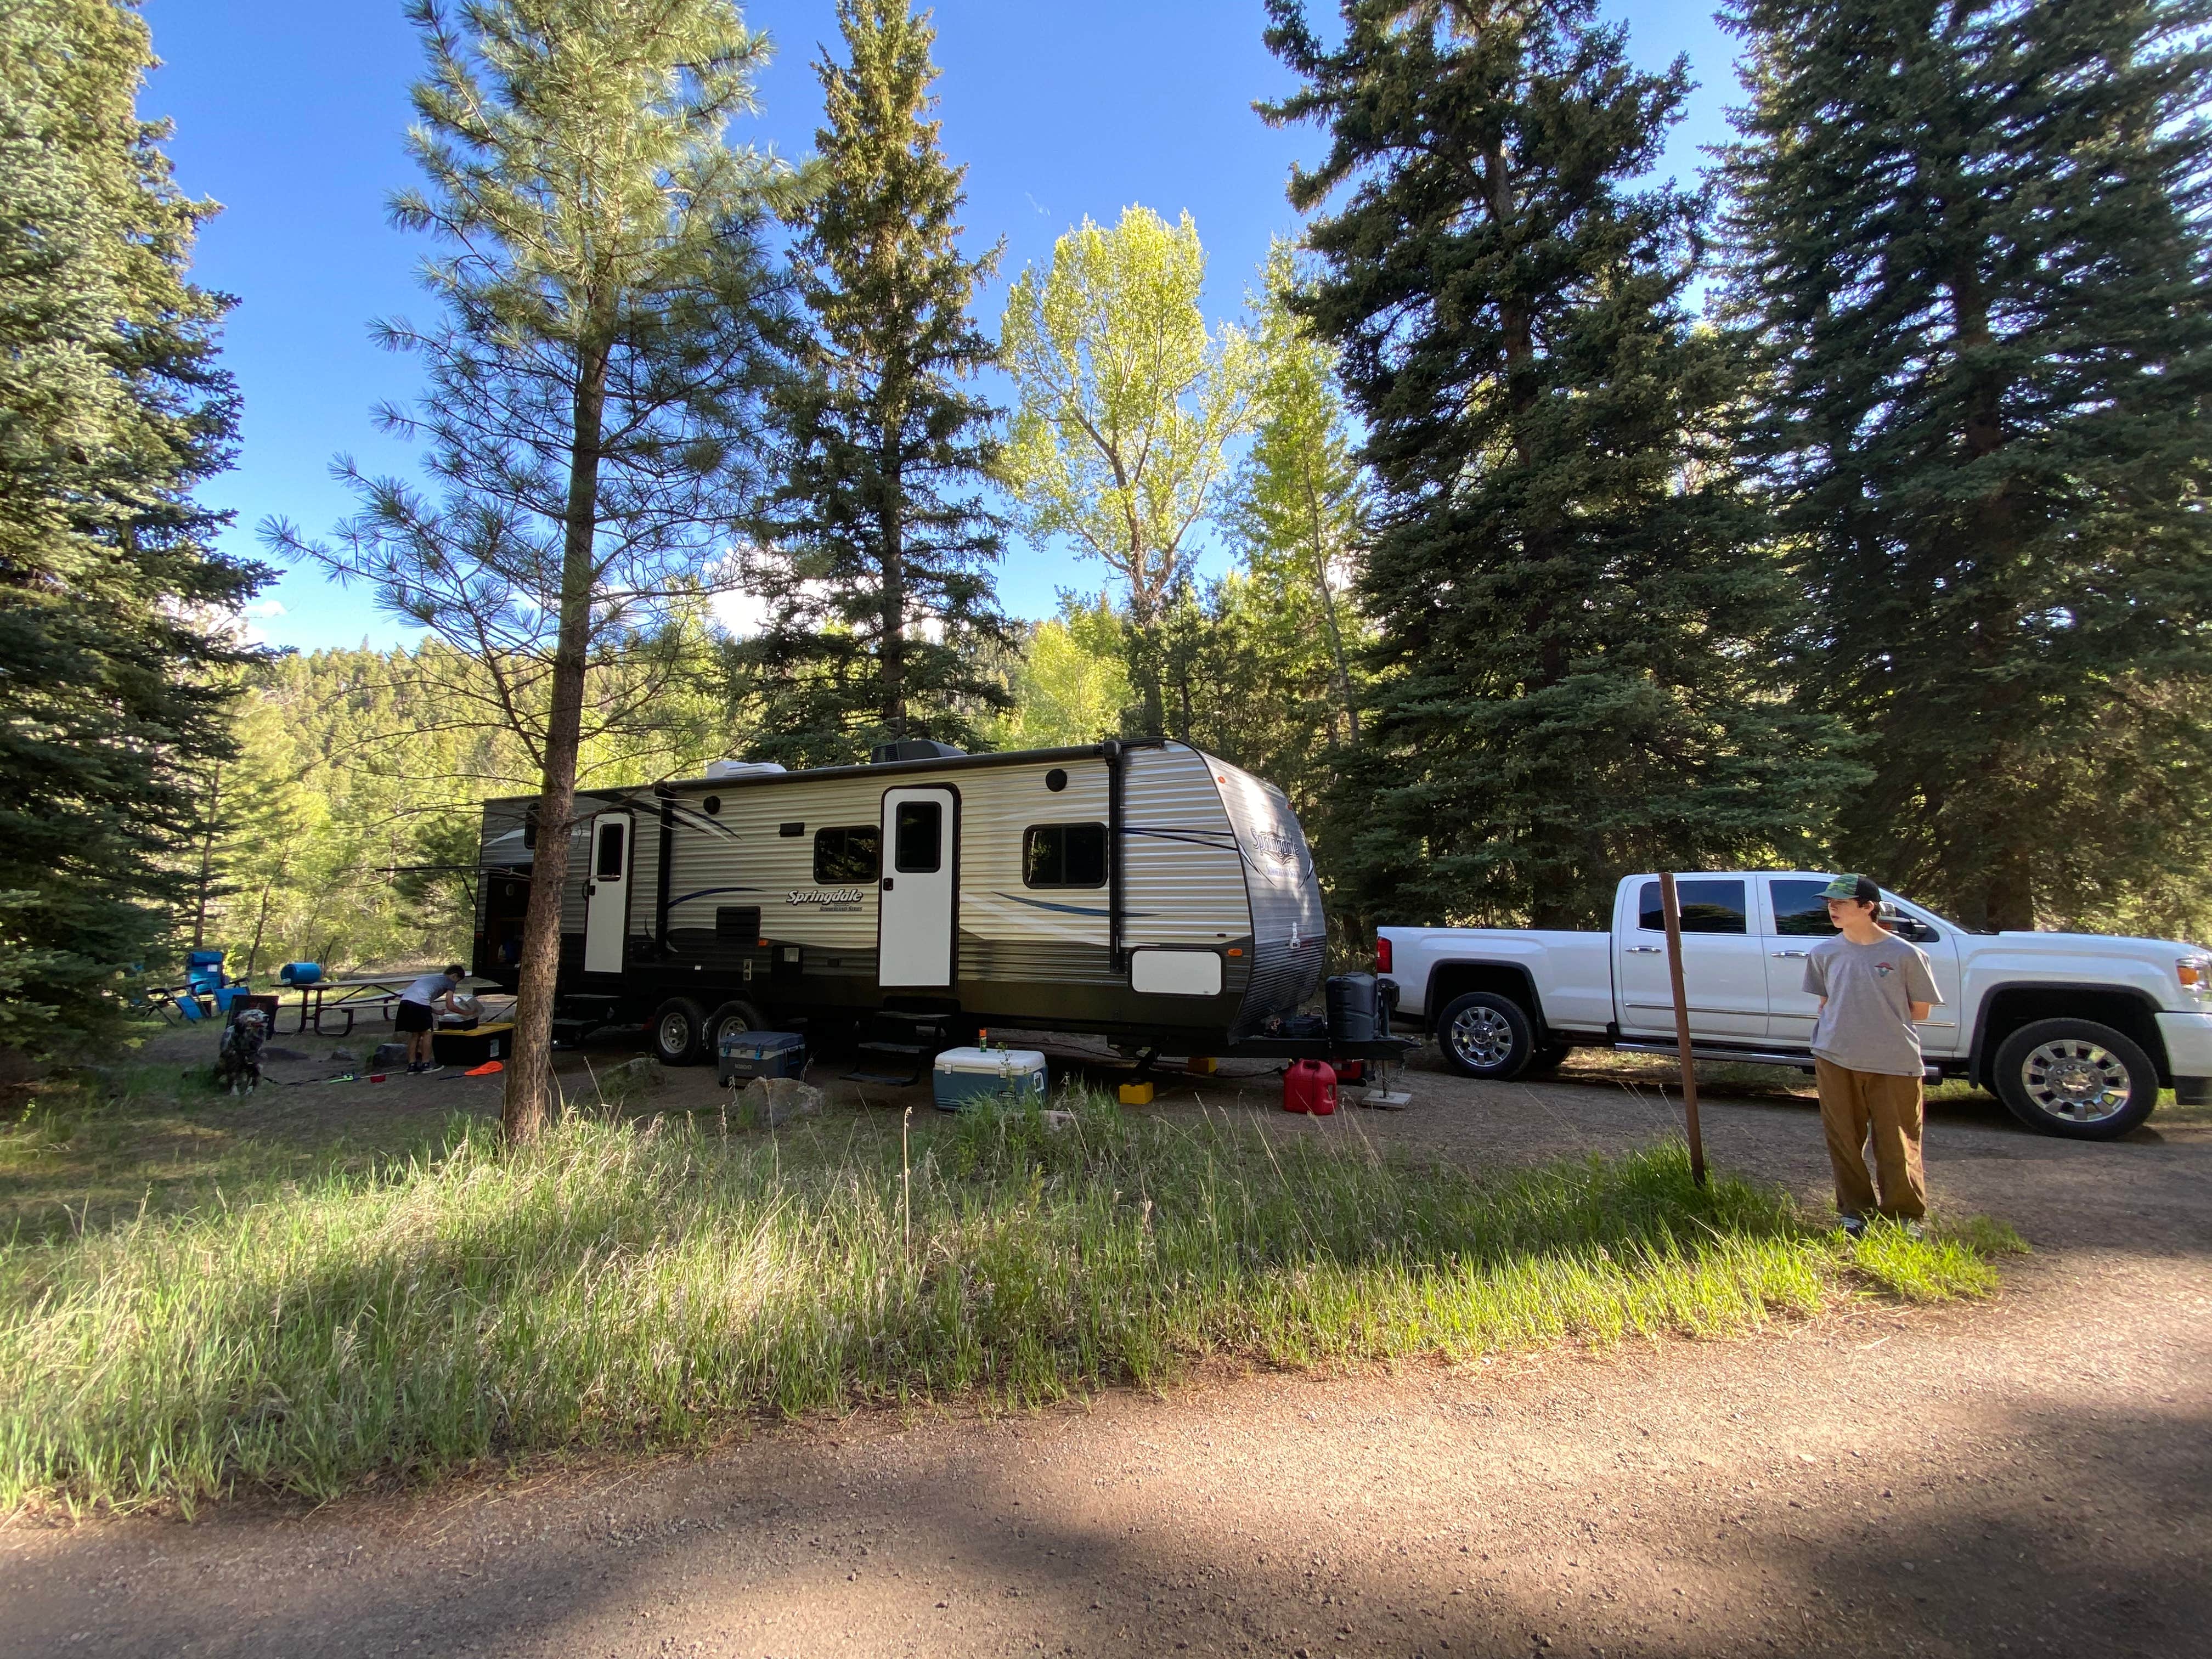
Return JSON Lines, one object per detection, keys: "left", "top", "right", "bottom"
{"left": 1, "top": 1091, "right": 2010, "bottom": 1516}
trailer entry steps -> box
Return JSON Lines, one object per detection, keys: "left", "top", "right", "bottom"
{"left": 842, "top": 1012, "right": 952, "bottom": 1086}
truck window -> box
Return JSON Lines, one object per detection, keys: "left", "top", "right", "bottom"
{"left": 1024, "top": 823, "right": 1109, "bottom": 888}
{"left": 813, "top": 825, "right": 879, "bottom": 884}
{"left": 1769, "top": 879, "right": 1841, "bottom": 937}
{"left": 1637, "top": 879, "right": 1747, "bottom": 935}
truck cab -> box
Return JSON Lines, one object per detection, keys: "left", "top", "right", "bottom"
{"left": 1379, "top": 871, "right": 2212, "bottom": 1141}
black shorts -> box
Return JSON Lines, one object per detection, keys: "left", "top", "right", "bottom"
{"left": 395, "top": 1000, "right": 435, "bottom": 1034}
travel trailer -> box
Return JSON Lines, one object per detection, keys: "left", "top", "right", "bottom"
{"left": 471, "top": 738, "right": 1329, "bottom": 1068}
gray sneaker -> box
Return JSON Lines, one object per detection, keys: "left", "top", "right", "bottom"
{"left": 1838, "top": 1213, "right": 1867, "bottom": 1240}
{"left": 1902, "top": 1219, "right": 1927, "bottom": 1242}
{"left": 418, "top": 1063, "right": 445, "bottom": 1075}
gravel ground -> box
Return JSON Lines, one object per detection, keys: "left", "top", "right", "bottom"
{"left": 4, "top": 1036, "right": 2207, "bottom": 1659}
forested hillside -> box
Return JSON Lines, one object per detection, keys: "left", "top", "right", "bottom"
{"left": 7, "top": 0, "right": 2211, "bottom": 1068}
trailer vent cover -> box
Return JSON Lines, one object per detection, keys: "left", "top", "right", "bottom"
{"left": 870, "top": 738, "right": 966, "bottom": 764}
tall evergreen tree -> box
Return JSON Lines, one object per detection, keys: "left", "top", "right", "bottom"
{"left": 269, "top": 0, "right": 790, "bottom": 1139}
{"left": 1263, "top": 0, "right": 1849, "bottom": 929}
{"left": 0, "top": 0, "right": 266, "bottom": 1048}
{"left": 733, "top": 0, "right": 1009, "bottom": 766}
{"left": 1721, "top": 0, "right": 2212, "bottom": 933}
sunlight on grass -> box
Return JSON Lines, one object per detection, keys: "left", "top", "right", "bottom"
{"left": 0, "top": 1092, "right": 2011, "bottom": 1515}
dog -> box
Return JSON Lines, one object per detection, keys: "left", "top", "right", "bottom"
{"left": 215, "top": 1007, "right": 268, "bottom": 1096}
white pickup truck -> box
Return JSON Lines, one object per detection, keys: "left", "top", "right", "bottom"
{"left": 1378, "top": 871, "right": 2212, "bottom": 1141}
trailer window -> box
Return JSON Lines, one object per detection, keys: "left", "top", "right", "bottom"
{"left": 594, "top": 821, "right": 626, "bottom": 879}
{"left": 1024, "top": 823, "right": 1109, "bottom": 889}
{"left": 894, "top": 801, "right": 943, "bottom": 872}
{"left": 813, "top": 825, "right": 879, "bottom": 884}
{"left": 1636, "top": 879, "right": 1746, "bottom": 935}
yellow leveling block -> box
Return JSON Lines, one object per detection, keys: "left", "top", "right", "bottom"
{"left": 1118, "top": 1081, "right": 1155, "bottom": 1105}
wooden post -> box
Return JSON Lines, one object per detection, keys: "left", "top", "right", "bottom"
{"left": 1658, "top": 872, "right": 1708, "bottom": 1188}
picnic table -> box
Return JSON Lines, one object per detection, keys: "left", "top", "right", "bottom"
{"left": 284, "top": 974, "right": 496, "bottom": 1038}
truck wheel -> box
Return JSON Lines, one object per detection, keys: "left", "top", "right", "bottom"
{"left": 1436, "top": 991, "right": 1536, "bottom": 1080}
{"left": 651, "top": 997, "right": 709, "bottom": 1066}
{"left": 705, "top": 999, "right": 766, "bottom": 1062}
{"left": 1991, "top": 1018, "right": 2159, "bottom": 1140}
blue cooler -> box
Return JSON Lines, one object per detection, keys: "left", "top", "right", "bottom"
{"left": 932, "top": 1046, "right": 1049, "bottom": 1111}
{"left": 718, "top": 1031, "right": 807, "bottom": 1085}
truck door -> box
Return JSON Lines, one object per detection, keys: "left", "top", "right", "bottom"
{"left": 1763, "top": 877, "right": 1965, "bottom": 1056}
{"left": 877, "top": 787, "right": 957, "bottom": 989}
{"left": 582, "top": 812, "right": 632, "bottom": 974}
{"left": 1616, "top": 877, "right": 1768, "bottom": 1039}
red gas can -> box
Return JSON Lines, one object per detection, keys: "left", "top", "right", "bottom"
{"left": 1283, "top": 1058, "right": 1338, "bottom": 1116}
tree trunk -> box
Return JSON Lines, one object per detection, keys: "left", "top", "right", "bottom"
{"left": 505, "top": 338, "right": 610, "bottom": 1143}
{"left": 879, "top": 444, "right": 907, "bottom": 737}
{"left": 190, "top": 760, "right": 222, "bottom": 949}
{"left": 1301, "top": 472, "right": 1360, "bottom": 746}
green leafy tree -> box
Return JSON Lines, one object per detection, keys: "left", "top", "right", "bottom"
{"left": 988, "top": 596, "right": 1133, "bottom": 749}
{"left": 735, "top": 0, "right": 1009, "bottom": 766}
{"left": 1720, "top": 0, "right": 2212, "bottom": 933}
{"left": 999, "top": 206, "right": 1256, "bottom": 733}
{"left": 1228, "top": 240, "right": 1371, "bottom": 752}
{"left": 268, "top": 0, "right": 792, "bottom": 1138}
{"left": 0, "top": 0, "right": 267, "bottom": 1049}
{"left": 1264, "top": 0, "right": 1850, "bottom": 929}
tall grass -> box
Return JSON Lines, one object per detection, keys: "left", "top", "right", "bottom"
{"left": 0, "top": 1092, "right": 2003, "bottom": 1514}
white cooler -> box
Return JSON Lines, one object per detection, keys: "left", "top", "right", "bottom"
{"left": 932, "top": 1046, "right": 1049, "bottom": 1111}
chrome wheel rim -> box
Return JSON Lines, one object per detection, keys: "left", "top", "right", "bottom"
{"left": 2021, "top": 1040, "right": 2133, "bottom": 1124}
{"left": 1448, "top": 1005, "right": 1516, "bottom": 1070}
{"left": 713, "top": 1015, "right": 749, "bottom": 1048}
{"left": 658, "top": 1011, "right": 693, "bottom": 1054}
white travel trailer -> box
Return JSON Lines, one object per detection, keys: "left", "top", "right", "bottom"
{"left": 471, "top": 738, "right": 1330, "bottom": 1066}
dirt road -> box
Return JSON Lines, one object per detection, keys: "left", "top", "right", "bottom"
{"left": 5, "top": 1056, "right": 2207, "bottom": 1658}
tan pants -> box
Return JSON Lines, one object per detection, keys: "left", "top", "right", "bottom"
{"left": 1813, "top": 1058, "right": 1927, "bottom": 1221}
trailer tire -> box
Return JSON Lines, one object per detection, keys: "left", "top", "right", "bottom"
{"left": 1991, "top": 1018, "right": 2159, "bottom": 1140}
{"left": 651, "top": 997, "right": 710, "bottom": 1066}
{"left": 704, "top": 999, "right": 767, "bottom": 1063}
{"left": 1436, "top": 991, "right": 1536, "bottom": 1080}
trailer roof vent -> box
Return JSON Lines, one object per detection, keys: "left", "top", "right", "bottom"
{"left": 703, "top": 758, "right": 788, "bottom": 781}
{"left": 870, "top": 738, "right": 967, "bottom": 764}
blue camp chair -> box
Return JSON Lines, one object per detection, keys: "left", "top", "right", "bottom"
{"left": 184, "top": 949, "right": 228, "bottom": 996}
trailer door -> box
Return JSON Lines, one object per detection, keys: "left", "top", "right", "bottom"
{"left": 583, "top": 812, "right": 632, "bottom": 974}
{"left": 877, "top": 787, "right": 956, "bottom": 988}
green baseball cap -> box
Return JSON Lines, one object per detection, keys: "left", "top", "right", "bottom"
{"left": 1820, "top": 873, "right": 1881, "bottom": 904}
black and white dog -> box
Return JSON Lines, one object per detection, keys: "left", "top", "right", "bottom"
{"left": 215, "top": 1007, "right": 268, "bottom": 1096}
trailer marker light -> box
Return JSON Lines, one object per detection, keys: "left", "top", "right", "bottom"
{"left": 1227, "top": 948, "right": 1243, "bottom": 957}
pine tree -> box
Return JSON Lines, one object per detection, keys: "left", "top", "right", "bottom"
{"left": 268, "top": 0, "right": 791, "bottom": 1139}
{"left": 735, "top": 0, "right": 1009, "bottom": 766}
{"left": 1262, "top": 0, "right": 1850, "bottom": 929}
{"left": 1720, "top": 0, "right": 2212, "bottom": 933}
{"left": 0, "top": 0, "right": 267, "bottom": 1048}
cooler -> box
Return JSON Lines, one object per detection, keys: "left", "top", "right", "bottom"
{"left": 433, "top": 1023, "right": 513, "bottom": 1066}
{"left": 932, "top": 1046, "right": 1048, "bottom": 1111}
{"left": 718, "top": 1031, "right": 808, "bottom": 1085}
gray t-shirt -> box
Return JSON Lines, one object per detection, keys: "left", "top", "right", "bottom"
{"left": 1802, "top": 933, "right": 1942, "bottom": 1077}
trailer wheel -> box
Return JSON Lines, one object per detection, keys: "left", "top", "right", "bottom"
{"left": 704, "top": 998, "right": 766, "bottom": 1062}
{"left": 1436, "top": 991, "right": 1536, "bottom": 1080}
{"left": 1991, "top": 1018, "right": 2159, "bottom": 1140}
{"left": 651, "top": 997, "right": 709, "bottom": 1066}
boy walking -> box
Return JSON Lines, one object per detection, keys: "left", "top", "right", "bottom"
{"left": 396, "top": 963, "right": 467, "bottom": 1075}
{"left": 1803, "top": 876, "right": 1942, "bottom": 1236}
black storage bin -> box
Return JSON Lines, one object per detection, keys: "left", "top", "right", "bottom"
{"left": 718, "top": 1031, "right": 808, "bottom": 1085}
{"left": 1325, "top": 973, "right": 1379, "bottom": 1046}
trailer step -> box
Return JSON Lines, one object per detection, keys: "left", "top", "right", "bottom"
{"left": 842, "top": 1068, "right": 923, "bottom": 1086}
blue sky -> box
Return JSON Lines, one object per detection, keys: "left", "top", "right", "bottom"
{"left": 143, "top": 0, "right": 1740, "bottom": 654}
